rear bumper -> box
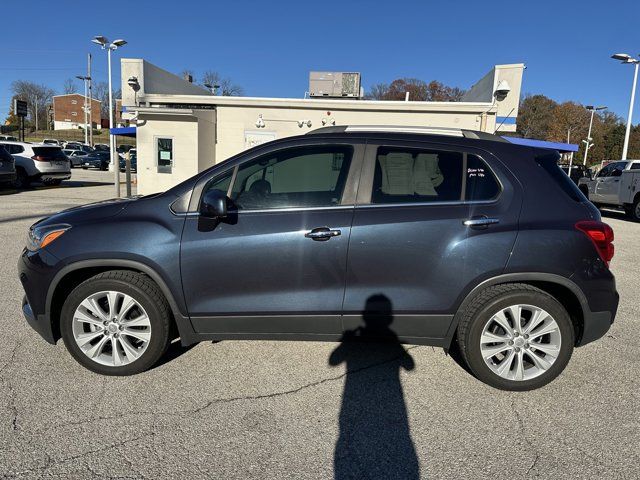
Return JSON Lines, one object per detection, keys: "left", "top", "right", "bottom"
{"left": 36, "top": 172, "right": 71, "bottom": 181}
{"left": 579, "top": 291, "right": 619, "bottom": 346}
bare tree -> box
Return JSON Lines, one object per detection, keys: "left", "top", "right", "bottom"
{"left": 10, "top": 80, "right": 55, "bottom": 130}
{"left": 63, "top": 78, "right": 78, "bottom": 94}
{"left": 92, "top": 82, "right": 120, "bottom": 121}
{"left": 201, "top": 70, "right": 243, "bottom": 96}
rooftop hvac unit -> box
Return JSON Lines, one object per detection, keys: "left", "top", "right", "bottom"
{"left": 309, "top": 72, "right": 362, "bottom": 99}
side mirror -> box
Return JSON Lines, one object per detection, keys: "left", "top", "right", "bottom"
{"left": 611, "top": 169, "right": 623, "bottom": 177}
{"left": 200, "top": 189, "right": 228, "bottom": 218}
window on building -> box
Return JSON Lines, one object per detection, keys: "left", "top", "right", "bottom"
{"left": 71, "top": 112, "right": 77, "bottom": 116}
{"left": 226, "top": 145, "right": 353, "bottom": 210}
{"left": 157, "top": 138, "right": 173, "bottom": 174}
{"left": 71, "top": 100, "right": 77, "bottom": 105}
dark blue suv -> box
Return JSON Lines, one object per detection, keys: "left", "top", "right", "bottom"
{"left": 18, "top": 126, "right": 618, "bottom": 390}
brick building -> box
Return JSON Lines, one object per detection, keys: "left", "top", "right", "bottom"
{"left": 52, "top": 94, "right": 101, "bottom": 130}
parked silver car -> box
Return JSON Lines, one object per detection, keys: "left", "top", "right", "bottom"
{"left": 0, "top": 141, "right": 71, "bottom": 188}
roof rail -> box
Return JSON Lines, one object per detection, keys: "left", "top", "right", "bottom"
{"left": 306, "top": 125, "right": 507, "bottom": 142}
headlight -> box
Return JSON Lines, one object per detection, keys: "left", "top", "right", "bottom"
{"left": 27, "top": 224, "right": 71, "bottom": 251}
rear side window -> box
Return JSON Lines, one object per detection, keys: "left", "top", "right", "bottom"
{"left": 535, "top": 152, "right": 584, "bottom": 202}
{"left": 466, "top": 154, "right": 500, "bottom": 201}
{"left": 372, "top": 147, "right": 463, "bottom": 204}
{"left": 3, "top": 144, "right": 24, "bottom": 154}
{"left": 370, "top": 147, "right": 500, "bottom": 204}
{"left": 631, "top": 163, "right": 640, "bottom": 170}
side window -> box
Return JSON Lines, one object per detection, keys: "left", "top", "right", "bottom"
{"left": 630, "top": 163, "right": 640, "bottom": 170}
{"left": 230, "top": 145, "right": 352, "bottom": 210}
{"left": 372, "top": 147, "right": 463, "bottom": 204}
{"left": 466, "top": 154, "right": 500, "bottom": 201}
{"left": 597, "top": 165, "right": 613, "bottom": 177}
{"left": 202, "top": 169, "right": 233, "bottom": 198}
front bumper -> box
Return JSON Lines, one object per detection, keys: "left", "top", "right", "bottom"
{"left": 18, "top": 248, "right": 60, "bottom": 345}
{"left": 0, "top": 172, "right": 17, "bottom": 185}
{"left": 22, "top": 295, "right": 55, "bottom": 344}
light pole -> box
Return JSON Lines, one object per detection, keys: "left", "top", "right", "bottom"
{"left": 583, "top": 105, "right": 607, "bottom": 166}
{"left": 76, "top": 75, "right": 91, "bottom": 144}
{"left": 92, "top": 35, "right": 127, "bottom": 197}
{"left": 204, "top": 83, "right": 220, "bottom": 95}
{"left": 611, "top": 53, "right": 639, "bottom": 160}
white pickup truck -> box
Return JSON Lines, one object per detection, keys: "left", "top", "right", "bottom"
{"left": 578, "top": 159, "right": 640, "bottom": 221}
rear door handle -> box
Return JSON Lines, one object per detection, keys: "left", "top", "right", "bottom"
{"left": 305, "top": 227, "right": 341, "bottom": 241}
{"left": 463, "top": 217, "right": 500, "bottom": 227}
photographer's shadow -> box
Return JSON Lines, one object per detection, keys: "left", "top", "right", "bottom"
{"left": 329, "top": 294, "right": 419, "bottom": 480}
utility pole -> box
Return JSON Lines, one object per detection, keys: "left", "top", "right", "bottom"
{"left": 88, "top": 53, "right": 93, "bottom": 146}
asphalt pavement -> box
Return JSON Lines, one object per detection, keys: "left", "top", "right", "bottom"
{"left": 0, "top": 170, "right": 638, "bottom": 479}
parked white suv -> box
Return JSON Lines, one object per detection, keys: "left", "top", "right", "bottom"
{"left": 578, "top": 159, "right": 640, "bottom": 221}
{"left": 0, "top": 141, "right": 71, "bottom": 188}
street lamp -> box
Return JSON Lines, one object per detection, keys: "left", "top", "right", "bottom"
{"left": 583, "top": 105, "right": 607, "bottom": 166}
{"left": 75, "top": 75, "right": 91, "bottom": 145}
{"left": 93, "top": 36, "right": 127, "bottom": 197}
{"left": 611, "top": 53, "right": 639, "bottom": 160}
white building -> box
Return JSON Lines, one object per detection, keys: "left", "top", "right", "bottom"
{"left": 119, "top": 59, "right": 525, "bottom": 194}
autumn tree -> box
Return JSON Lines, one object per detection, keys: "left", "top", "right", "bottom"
{"left": 516, "top": 94, "right": 557, "bottom": 139}
{"left": 366, "top": 78, "right": 464, "bottom": 101}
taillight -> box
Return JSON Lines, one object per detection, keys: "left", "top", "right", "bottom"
{"left": 31, "top": 155, "right": 48, "bottom": 162}
{"left": 575, "top": 220, "right": 614, "bottom": 265}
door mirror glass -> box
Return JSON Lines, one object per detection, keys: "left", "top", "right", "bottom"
{"left": 200, "top": 189, "right": 228, "bottom": 218}
{"left": 611, "top": 168, "right": 623, "bottom": 177}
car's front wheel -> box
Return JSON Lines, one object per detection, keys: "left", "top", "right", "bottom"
{"left": 60, "top": 271, "right": 172, "bottom": 375}
{"left": 457, "top": 284, "right": 574, "bottom": 391}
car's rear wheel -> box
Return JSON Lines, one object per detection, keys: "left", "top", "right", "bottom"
{"left": 457, "top": 284, "right": 574, "bottom": 391}
{"left": 60, "top": 271, "right": 172, "bottom": 375}
{"left": 14, "top": 168, "right": 30, "bottom": 189}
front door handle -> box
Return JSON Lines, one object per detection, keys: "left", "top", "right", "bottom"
{"left": 463, "top": 217, "right": 500, "bottom": 228}
{"left": 305, "top": 227, "right": 341, "bottom": 241}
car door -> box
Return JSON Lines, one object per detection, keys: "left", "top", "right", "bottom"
{"left": 180, "top": 141, "right": 364, "bottom": 337}
{"left": 599, "top": 162, "right": 626, "bottom": 204}
{"left": 593, "top": 163, "right": 615, "bottom": 203}
{"left": 342, "top": 140, "right": 521, "bottom": 342}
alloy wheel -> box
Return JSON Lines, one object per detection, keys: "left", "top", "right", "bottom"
{"left": 480, "top": 304, "right": 561, "bottom": 381}
{"left": 71, "top": 290, "right": 152, "bottom": 367}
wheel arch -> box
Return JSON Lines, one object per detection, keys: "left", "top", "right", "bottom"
{"left": 445, "top": 273, "right": 587, "bottom": 350}
{"left": 47, "top": 260, "right": 197, "bottom": 345}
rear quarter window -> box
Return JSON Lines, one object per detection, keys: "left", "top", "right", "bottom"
{"left": 535, "top": 152, "right": 585, "bottom": 202}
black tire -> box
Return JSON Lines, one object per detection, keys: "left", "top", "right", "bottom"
{"left": 457, "top": 283, "right": 574, "bottom": 391}
{"left": 14, "top": 168, "right": 30, "bottom": 189}
{"left": 628, "top": 197, "right": 640, "bottom": 222}
{"left": 60, "top": 271, "right": 172, "bottom": 375}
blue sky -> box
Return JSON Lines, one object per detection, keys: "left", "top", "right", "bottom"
{"left": 1, "top": 0, "right": 639, "bottom": 125}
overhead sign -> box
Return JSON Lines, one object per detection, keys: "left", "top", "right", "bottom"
{"left": 14, "top": 99, "right": 28, "bottom": 117}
